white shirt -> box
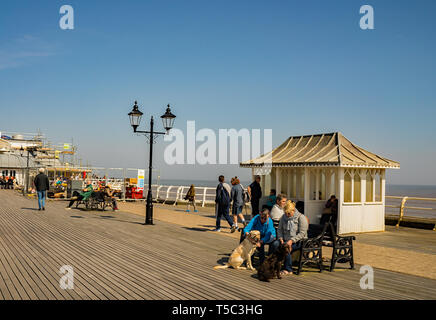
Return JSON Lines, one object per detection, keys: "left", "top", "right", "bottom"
{"left": 270, "top": 204, "right": 284, "bottom": 221}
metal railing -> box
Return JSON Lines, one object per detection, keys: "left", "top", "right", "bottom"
{"left": 128, "top": 184, "right": 252, "bottom": 208}
{"left": 142, "top": 184, "right": 218, "bottom": 207}
{"left": 385, "top": 196, "right": 436, "bottom": 231}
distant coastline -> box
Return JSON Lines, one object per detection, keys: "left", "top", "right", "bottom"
{"left": 158, "top": 179, "right": 436, "bottom": 196}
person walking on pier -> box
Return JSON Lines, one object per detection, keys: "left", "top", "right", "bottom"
{"left": 214, "top": 175, "right": 237, "bottom": 232}
{"left": 231, "top": 177, "right": 247, "bottom": 230}
{"left": 184, "top": 184, "right": 198, "bottom": 212}
{"left": 33, "top": 168, "right": 50, "bottom": 211}
{"left": 247, "top": 175, "right": 262, "bottom": 216}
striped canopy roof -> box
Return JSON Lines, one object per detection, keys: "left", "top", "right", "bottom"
{"left": 240, "top": 132, "right": 400, "bottom": 169}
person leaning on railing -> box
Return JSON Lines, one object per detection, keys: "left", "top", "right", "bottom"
{"left": 65, "top": 180, "right": 94, "bottom": 210}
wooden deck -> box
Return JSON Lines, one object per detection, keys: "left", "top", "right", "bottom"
{"left": 0, "top": 190, "right": 435, "bottom": 300}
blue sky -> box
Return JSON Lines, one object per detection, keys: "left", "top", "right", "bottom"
{"left": 0, "top": 0, "right": 435, "bottom": 184}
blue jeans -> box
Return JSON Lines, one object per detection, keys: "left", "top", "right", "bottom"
{"left": 269, "top": 240, "right": 301, "bottom": 272}
{"left": 216, "top": 204, "right": 233, "bottom": 229}
{"left": 37, "top": 191, "right": 46, "bottom": 209}
{"left": 254, "top": 234, "right": 276, "bottom": 264}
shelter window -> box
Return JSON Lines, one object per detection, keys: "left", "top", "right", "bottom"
{"left": 366, "top": 171, "right": 374, "bottom": 202}
{"left": 353, "top": 170, "right": 361, "bottom": 202}
{"left": 344, "top": 171, "right": 352, "bottom": 203}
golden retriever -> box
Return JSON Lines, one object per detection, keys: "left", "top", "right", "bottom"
{"left": 213, "top": 230, "right": 261, "bottom": 271}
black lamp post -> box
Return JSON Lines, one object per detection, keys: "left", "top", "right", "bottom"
{"left": 20, "top": 146, "right": 35, "bottom": 195}
{"left": 128, "top": 101, "right": 176, "bottom": 225}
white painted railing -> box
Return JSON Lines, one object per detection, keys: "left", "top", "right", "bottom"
{"left": 139, "top": 184, "right": 218, "bottom": 207}
{"left": 136, "top": 184, "right": 253, "bottom": 208}
{"left": 386, "top": 196, "right": 436, "bottom": 231}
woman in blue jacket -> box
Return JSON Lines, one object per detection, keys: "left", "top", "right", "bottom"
{"left": 243, "top": 209, "right": 276, "bottom": 265}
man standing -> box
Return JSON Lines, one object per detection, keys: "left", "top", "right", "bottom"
{"left": 34, "top": 168, "right": 50, "bottom": 211}
{"left": 214, "top": 175, "right": 236, "bottom": 232}
{"left": 247, "top": 175, "right": 262, "bottom": 216}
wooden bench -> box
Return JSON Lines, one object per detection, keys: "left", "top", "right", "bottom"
{"left": 295, "top": 222, "right": 355, "bottom": 274}
{"left": 322, "top": 222, "right": 355, "bottom": 271}
{"left": 75, "top": 192, "right": 115, "bottom": 211}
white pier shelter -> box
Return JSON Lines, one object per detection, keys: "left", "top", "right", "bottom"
{"left": 240, "top": 132, "right": 400, "bottom": 234}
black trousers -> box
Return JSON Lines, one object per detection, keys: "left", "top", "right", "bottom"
{"left": 251, "top": 198, "right": 260, "bottom": 215}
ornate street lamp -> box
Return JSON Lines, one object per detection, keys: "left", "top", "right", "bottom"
{"left": 161, "top": 104, "right": 176, "bottom": 132}
{"left": 128, "top": 101, "right": 143, "bottom": 132}
{"left": 128, "top": 101, "right": 176, "bottom": 225}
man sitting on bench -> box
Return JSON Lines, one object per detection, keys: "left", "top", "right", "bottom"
{"left": 243, "top": 209, "right": 276, "bottom": 265}
{"left": 65, "top": 180, "right": 94, "bottom": 209}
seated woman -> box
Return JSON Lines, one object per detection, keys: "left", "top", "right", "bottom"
{"left": 270, "top": 200, "right": 308, "bottom": 275}
{"left": 320, "top": 195, "right": 338, "bottom": 226}
{"left": 103, "top": 185, "right": 119, "bottom": 211}
{"left": 65, "top": 180, "right": 94, "bottom": 209}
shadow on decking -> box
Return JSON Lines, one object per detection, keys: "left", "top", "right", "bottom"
{"left": 21, "top": 207, "right": 40, "bottom": 211}
{"left": 182, "top": 226, "right": 210, "bottom": 232}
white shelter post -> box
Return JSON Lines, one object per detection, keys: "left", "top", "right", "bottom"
{"left": 360, "top": 169, "right": 366, "bottom": 203}
{"left": 315, "top": 168, "right": 320, "bottom": 200}
{"left": 287, "top": 169, "right": 292, "bottom": 198}
{"left": 350, "top": 170, "right": 355, "bottom": 203}
{"left": 381, "top": 169, "right": 386, "bottom": 204}
{"left": 304, "top": 168, "right": 310, "bottom": 213}
{"left": 275, "top": 168, "right": 281, "bottom": 194}
{"left": 372, "top": 170, "right": 376, "bottom": 202}
{"left": 338, "top": 168, "right": 345, "bottom": 234}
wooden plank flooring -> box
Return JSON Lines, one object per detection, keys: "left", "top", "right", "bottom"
{"left": 1, "top": 190, "right": 435, "bottom": 300}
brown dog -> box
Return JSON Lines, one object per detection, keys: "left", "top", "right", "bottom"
{"left": 257, "top": 243, "right": 290, "bottom": 282}
{"left": 213, "top": 230, "right": 261, "bottom": 271}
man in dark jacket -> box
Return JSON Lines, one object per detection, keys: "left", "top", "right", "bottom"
{"left": 214, "top": 175, "right": 236, "bottom": 232}
{"left": 34, "top": 168, "right": 50, "bottom": 211}
{"left": 247, "top": 175, "right": 262, "bottom": 216}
